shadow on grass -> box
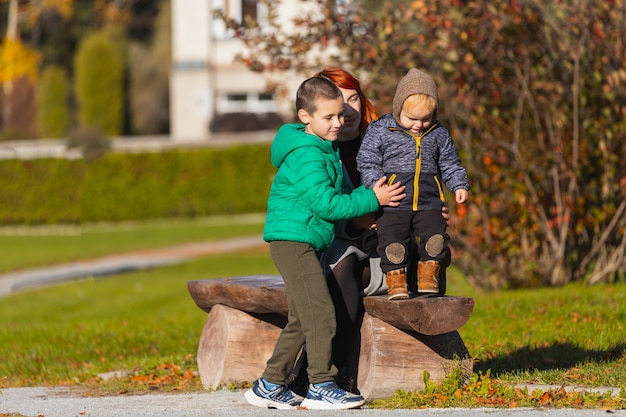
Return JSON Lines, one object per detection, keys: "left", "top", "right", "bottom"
{"left": 474, "top": 342, "right": 626, "bottom": 376}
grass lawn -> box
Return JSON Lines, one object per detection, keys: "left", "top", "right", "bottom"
{"left": 0, "top": 214, "right": 265, "bottom": 272}
{"left": 0, "top": 247, "right": 277, "bottom": 389}
{"left": 0, "top": 216, "right": 624, "bottom": 408}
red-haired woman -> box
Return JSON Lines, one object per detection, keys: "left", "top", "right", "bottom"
{"left": 311, "top": 68, "right": 385, "bottom": 393}
{"left": 311, "top": 68, "right": 449, "bottom": 393}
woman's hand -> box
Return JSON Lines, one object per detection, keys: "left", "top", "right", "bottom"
{"left": 442, "top": 205, "right": 451, "bottom": 225}
{"left": 351, "top": 212, "right": 377, "bottom": 230}
{"left": 372, "top": 176, "right": 405, "bottom": 207}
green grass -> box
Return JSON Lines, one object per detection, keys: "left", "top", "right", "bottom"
{"left": 0, "top": 249, "right": 278, "bottom": 389}
{"left": 0, "top": 217, "right": 625, "bottom": 408}
{"left": 465, "top": 281, "right": 626, "bottom": 388}
{"left": 0, "top": 214, "right": 265, "bottom": 272}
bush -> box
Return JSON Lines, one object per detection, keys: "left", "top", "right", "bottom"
{"left": 37, "top": 66, "right": 71, "bottom": 138}
{"left": 128, "top": 1, "right": 170, "bottom": 135}
{"left": 74, "top": 30, "right": 124, "bottom": 136}
{"left": 225, "top": 0, "right": 626, "bottom": 288}
{"left": 0, "top": 144, "right": 273, "bottom": 224}
{"left": 67, "top": 125, "right": 111, "bottom": 161}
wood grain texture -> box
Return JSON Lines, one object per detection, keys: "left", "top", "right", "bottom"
{"left": 188, "top": 276, "right": 474, "bottom": 334}
{"left": 189, "top": 276, "right": 475, "bottom": 399}
{"left": 358, "top": 313, "right": 472, "bottom": 399}
{"left": 363, "top": 294, "right": 474, "bottom": 335}
{"left": 188, "top": 275, "right": 288, "bottom": 315}
{"left": 196, "top": 304, "right": 286, "bottom": 389}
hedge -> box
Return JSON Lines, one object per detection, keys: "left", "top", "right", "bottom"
{"left": 0, "top": 144, "right": 274, "bottom": 225}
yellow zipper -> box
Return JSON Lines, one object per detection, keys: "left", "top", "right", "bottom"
{"left": 406, "top": 124, "right": 438, "bottom": 211}
{"left": 434, "top": 176, "right": 445, "bottom": 202}
{"left": 387, "top": 123, "right": 439, "bottom": 211}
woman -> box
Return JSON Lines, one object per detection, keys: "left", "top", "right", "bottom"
{"left": 314, "top": 68, "right": 391, "bottom": 393}
{"left": 290, "top": 68, "right": 450, "bottom": 394}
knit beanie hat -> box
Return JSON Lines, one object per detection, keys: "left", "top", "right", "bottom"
{"left": 392, "top": 68, "right": 438, "bottom": 124}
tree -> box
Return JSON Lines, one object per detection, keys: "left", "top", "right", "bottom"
{"left": 74, "top": 29, "right": 124, "bottom": 136}
{"left": 0, "top": 0, "right": 162, "bottom": 138}
{"left": 37, "top": 65, "right": 70, "bottom": 137}
{"left": 221, "top": 0, "right": 626, "bottom": 289}
{"left": 128, "top": 0, "right": 170, "bottom": 135}
{"left": 0, "top": 0, "right": 72, "bottom": 134}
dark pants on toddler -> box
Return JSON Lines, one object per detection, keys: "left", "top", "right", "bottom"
{"left": 376, "top": 209, "right": 450, "bottom": 274}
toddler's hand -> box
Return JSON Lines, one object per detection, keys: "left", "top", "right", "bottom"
{"left": 455, "top": 189, "right": 468, "bottom": 204}
{"left": 373, "top": 176, "right": 405, "bottom": 207}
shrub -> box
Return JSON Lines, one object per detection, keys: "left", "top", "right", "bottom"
{"left": 66, "top": 125, "right": 111, "bottom": 161}
{"left": 0, "top": 144, "right": 273, "bottom": 224}
{"left": 37, "top": 66, "right": 71, "bottom": 138}
{"left": 128, "top": 1, "right": 170, "bottom": 135}
{"left": 74, "top": 30, "right": 124, "bottom": 136}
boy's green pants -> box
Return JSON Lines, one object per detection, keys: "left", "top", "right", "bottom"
{"left": 262, "top": 240, "right": 338, "bottom": 385}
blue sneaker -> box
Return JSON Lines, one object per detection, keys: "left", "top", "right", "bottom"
{"left": 300, "top": 381, "right": 365, "bottom": 410}
{"left": 244, "top": 378, "right": 304, "bottom": 409}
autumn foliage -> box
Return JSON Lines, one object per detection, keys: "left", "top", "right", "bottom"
{"left": 0, "top": 37, "right": 40, "bottom": 84}
{"left": 223, "top": 0, "right": 626, "bottom": 289}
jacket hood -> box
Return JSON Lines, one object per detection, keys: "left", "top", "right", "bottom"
{"left": 271, "top": 123, "right": 335, "bottom": 168}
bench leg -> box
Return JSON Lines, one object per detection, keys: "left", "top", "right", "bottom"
{"left": 357, "top": 313, "right": 473, "bottom": 399}
{"left": 196, "top": 306, "right": 472, "bottom": 399}
{"left": 196, "top": 304, "right": 285, "bottom": 389}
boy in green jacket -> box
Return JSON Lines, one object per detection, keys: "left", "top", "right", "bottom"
{"left": 245, "top": 77, "right": 405, "bottom": 410}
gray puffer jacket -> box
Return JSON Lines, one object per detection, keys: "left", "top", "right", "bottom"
{"left": 357, "top": 113, "right": 469, "bottom": 212}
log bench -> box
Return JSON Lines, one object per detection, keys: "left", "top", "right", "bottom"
{"left": 187, "top": 275, "right": 474, "bottom": 399}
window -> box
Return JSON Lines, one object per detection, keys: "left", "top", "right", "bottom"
{"left": 213, "top": 0, "right": 266, "bottom": 38}
{"left": 219, "top": 92, "right": 277, "bottom": 113}
{"left": 227, "top": 93, "right": 248, "bottom": 102}
{"left": 242, "top": 0, "right": 257, "bottom": 21}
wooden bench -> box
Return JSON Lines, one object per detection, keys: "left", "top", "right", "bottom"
{"left": 187, "top": 275, "right": 474, "bottom": 399}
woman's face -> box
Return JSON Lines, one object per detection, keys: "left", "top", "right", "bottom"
{"left": 337, "top": 87, "right": 362, "bottom": 141}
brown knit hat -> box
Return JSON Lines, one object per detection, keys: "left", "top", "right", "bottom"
{"left": 392, "top": 68, "right": 438, "bottom": 124}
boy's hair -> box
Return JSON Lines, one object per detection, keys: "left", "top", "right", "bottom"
{"left": 296, "top": 77, "right": 343, "bottom": 115}
{"left": 403, "top": 94, "right": 437, "bottom": 115}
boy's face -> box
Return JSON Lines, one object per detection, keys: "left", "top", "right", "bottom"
{"left": 399, "top": 103, "right": 435, "bottom": 134}
{"left": 298, "top": 97, "right": 344, "bottom": 141}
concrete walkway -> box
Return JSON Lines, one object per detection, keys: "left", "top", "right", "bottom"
{"left": 0, "top": 386, "right": 624, "bottom": 417}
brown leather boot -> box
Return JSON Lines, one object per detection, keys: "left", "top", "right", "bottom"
{"left": 386, "top": 268, "right": 409, "bottom": 300}
{"left": 418, "top": 260, "right": 440, "bottom": 294}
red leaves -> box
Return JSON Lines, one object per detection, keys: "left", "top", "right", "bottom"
{"left": 128, "top": 362, "right": 196, "bottom": 390}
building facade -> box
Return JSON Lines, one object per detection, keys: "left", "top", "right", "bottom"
{"left": 170, "top": 0, "right": 310, "bottom": 141}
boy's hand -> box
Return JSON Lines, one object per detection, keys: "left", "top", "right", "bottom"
{"left": 373, "top": 176, "right": 405, "bottom": 207}
{"left": 455, "top": 189, "right": 469, "bottom": 204}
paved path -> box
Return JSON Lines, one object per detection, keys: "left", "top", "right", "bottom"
{"left": 0, "top": 386, "right": 624, "bottom": 417}
{"left": 0, "top": 235, "right": 265, "bottom": 297}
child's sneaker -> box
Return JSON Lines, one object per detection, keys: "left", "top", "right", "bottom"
{"left": 300, "top": 381, "right": 366, "bottom": 410}
{"left": 244, "top": 378, "right": 304, "bottom": 409}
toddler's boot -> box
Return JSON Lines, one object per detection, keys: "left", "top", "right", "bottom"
{"left": 417, "top": 260, "right": 440, "bottom": 294}
{"left": 385, "top": 268, "right": 409, "bottom": 300}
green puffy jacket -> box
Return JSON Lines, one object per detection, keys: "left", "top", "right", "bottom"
{"left": 263, "top": 124, "right": 379, "bottom": 251}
